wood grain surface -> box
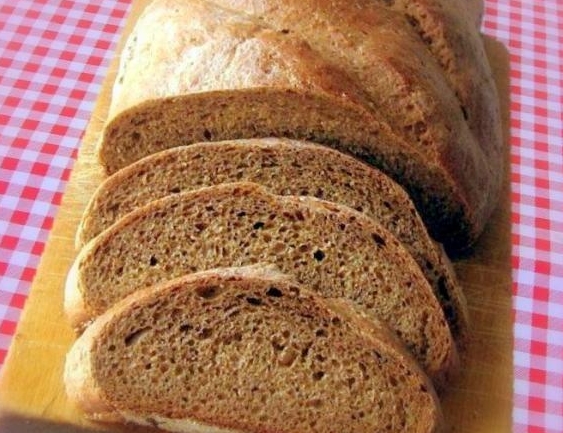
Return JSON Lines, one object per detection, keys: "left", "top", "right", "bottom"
{"left": 0, "top": 1, "right": 513, "bottom": 431}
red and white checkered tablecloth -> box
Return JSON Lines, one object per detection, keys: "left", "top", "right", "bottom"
{"left": 0, "top": 0, "right": 561, "bottom": 431}
{"left": 482, "top": 2, "right": 563, "bottom": 432}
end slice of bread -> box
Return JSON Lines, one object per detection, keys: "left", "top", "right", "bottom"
{"left": 66, "top": 182, "right": 457, "bottom": 385}
{"left": 77, "top": 138, "right": 468, "bottom": 342}
{"left": 65, "top": 265, "right": 444, "bottom": 433}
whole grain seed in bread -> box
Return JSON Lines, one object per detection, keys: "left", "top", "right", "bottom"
{"left": 66, "top": 182, "right": 457, "bottom": 385}
{"left": 65, "top": 265, "right": 443, "bottom": 433}
{"left": 78, "top": 138, "right": 468, "bottom": 341}
{"left": 99, "top": 0, "right": 496, "bottom": 253}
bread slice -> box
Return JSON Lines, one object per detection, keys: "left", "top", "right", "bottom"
{"left": 66, "top": 182, "right": 457, "bottom": 384}
{"left": 78, "top": 138, "right": 468, "bottom": 341}
{"left": 65, "top": 265, "right": 443, "bottom": 432}
{"left": 99, "top": 0, "right": 496, "bottom": 253}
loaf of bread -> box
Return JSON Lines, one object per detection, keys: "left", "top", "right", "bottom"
{"left": 98, "top": 0, "right": 497, "bottom": 253}
{"left": 211, "top": 0, "right": 502, "bottom": 253}
{"left": 78, "top": 138, "right": 468, "bottom": 341}
{"left": 66, "top": 182, "right": 457, "bottom": 385}
{"left": 64, "top": 0, "right": 504, "bottom": 425}
{"left": 211, "top": 0, "right": 502, "bottom": 220}
{"left": 65, "top": 265, "right": 443, "bottom": 433}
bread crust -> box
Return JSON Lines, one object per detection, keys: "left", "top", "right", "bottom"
{"left": 65, "top": 308, "right": 123, "bottom": 423}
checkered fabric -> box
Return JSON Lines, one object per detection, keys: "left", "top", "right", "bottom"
{"left": 0, "top": 0, "right": 561, "bottom": 431}
{"left": 0, "top": 0, "right": 131, "bottom": 361}
{"left": 482, "top": 1, "right": 563, "bottom": 432}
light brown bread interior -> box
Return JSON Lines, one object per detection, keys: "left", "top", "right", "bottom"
{"left": 79, "top": 138, "right": 468, "bottom": 341}
{"left": 68, "top": 182, "right": 457, "bottom": 385}
{"left": 98, "top": 0, "right": 495, "bottom": 252}
{"left": 65, "top": 266, "right": 443, "bottom": 433}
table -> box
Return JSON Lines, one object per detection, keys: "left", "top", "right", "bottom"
{"left": 0, "top": 1, "right": 561, "bottom": 432}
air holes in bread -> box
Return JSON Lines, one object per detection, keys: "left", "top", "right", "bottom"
{"left": 149, "top": 256, "right": 158, "bottom": 266}
{"left": 203, "top": 129, "right": 212, "bottom": 140}
{"left": 179, "top": 324, "right": 192, "bottom": 332}
{"left": 246, "top": 297, "right": 262, "bottom": 306}
{"left": 271, "top": 339, "right": 285, "bottom": 352}
{"left": 194, "top": 222, "right": 207, "bottom": 231}
{"left": 461, "top": 105, "right": 469, "bottom": 120}
{"left": 266, "top": 287, "right": 283, "bottom": 297}
{"left": 196, "top": 328, "right": 212, "bottom": 339}
{"left": 196, "top": 285, "right": 220, "bottom": 299}
{"left": 253, "top": 221, "right": 265, "bottom": 230}
{"left": 124, "top": 327, "right": 150, "bottom": 346}
{"left": 313, "top": 249, "right": 325, "bottom": 261}
{"left": 312, "top": 371, "right": 325, "bottom": 381}
{"left": 301, "top": 343, "right": 312, "bottom": 359}
{"left": 372, "top": 233, "right": 386, "bottom": 247}
{"left": 169, "top": 186, "right": 181, "bottom": 194}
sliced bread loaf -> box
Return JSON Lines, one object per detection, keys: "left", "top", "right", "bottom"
{"left": 210, "top": 0, "right": 502, "bottom": 252}
{"left": 65, "top": 265, "right": 443, "bottom": 433}
{"left": 78, "top": 138, "right": 468, "bottom": 341}
{"left": 99, "top": 0, "right": 495, "bottom": 253}
{"left": 66, "top": 182, "right": 457, "bottom": 385}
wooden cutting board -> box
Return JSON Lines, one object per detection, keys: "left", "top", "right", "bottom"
{"left": 0, "top": 1, "right": 513, "bottom": 431}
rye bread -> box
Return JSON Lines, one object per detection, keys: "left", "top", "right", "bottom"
{"left": 213, "top": 0, "right": 502, "bottom": 252}
{"left": 65, "top": 266, "right": 443, "bottom": 432}
{"left": 98, "top": 0, "right": 495, "bottom": 253}
{"left": 66, "top": 182, "right": 457, "bottom": 385}
{"left": 78, "top": 138, "right": 468, "bottom": 341}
